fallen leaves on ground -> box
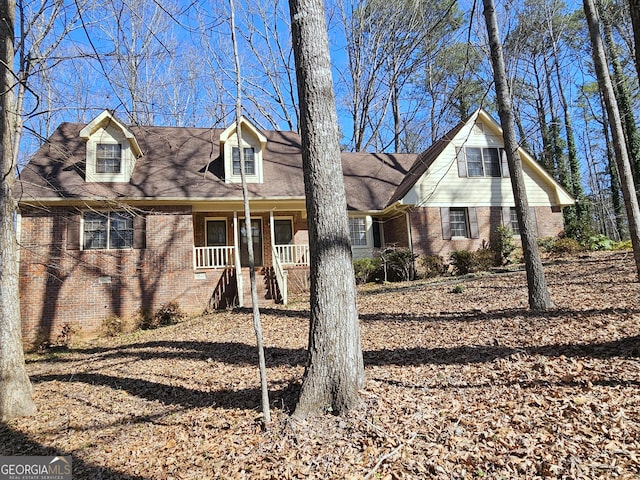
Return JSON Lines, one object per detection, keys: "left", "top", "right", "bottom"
{"left": 2, "top": 251, "right": 639, "bottom": 479}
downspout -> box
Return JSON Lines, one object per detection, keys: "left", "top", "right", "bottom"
{"left": 15, "top": 211, "right": 21, "bottom": 265}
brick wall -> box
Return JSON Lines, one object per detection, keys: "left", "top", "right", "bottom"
{"left": 19, "top": 206, "right": 223, "bottom": 348}
{"left": 407, "top": 206, "right": 565, "bottom": 259}
{"left": 382, "top": 213, "right": 409, "bottom": 247}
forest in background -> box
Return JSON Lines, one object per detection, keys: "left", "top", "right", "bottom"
{"left": 13, "top": 0, "right": 638, "bottom": 240}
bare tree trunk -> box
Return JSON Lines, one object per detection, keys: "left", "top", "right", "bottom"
{"left": 585, "top": 0, "right": 640, "bottom": 277}
{"left": 628, "top": 0, "right": 640, "bottom": 81}
{"left": 229, "top": 0, "right": 270, "bottom": 426}
{"left": 0, "top": 0, "right": 36, "bottom": 422}
{"left": 603, "top": 11, "right": 640, "bottom": 193}
{"left": 288, "top": 0, "right": 365, "bottom": 417}
{"left": 482, "top": 0, "right": 555, "bottom": 311}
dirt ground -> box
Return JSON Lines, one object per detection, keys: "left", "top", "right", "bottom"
{"left": 2, "top": 250, "right": 639, "bottom": 479}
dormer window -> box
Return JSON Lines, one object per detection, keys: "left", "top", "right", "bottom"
{"left": 80, "top": 110, "right": 142, "bottom": 183}
{"left": 220, "top": 117, "right": 267, "bottom": 184}
{"left": 96, "top": 144, "right": 122, "bottom": 174}
{"left": 232, "top": 147, "right": 255, "bottom": 175}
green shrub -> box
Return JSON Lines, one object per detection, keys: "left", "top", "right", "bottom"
{"left": 353, "top": 257, "right": 382, "bottom": 284}
{"left": 537, "top": 237, "right": 555, "bottom": 253}
{"left": 451, "top": 284, "right": 465, "bottom": 294}
{"left": 474, "top": 248, "right": 496, "bottom": 272}
{"left": 613, "top": 240, "right": 632, "bottom": 250}
{"left": 450, "top": 250, "right": 474, "bottom": 275}
{"left": 419, "top": 255, "right": 446, "bottom": 278}
{"left": 538, "top": 235, "right": 583, "bottom": 255}
{"left": 492, "top": 225, "right": 516, "bottom": 265}
{"left": 549, "top": 237, "right": 583, "bottom": 255}
{"left": 450, "top": 248, "right": 496, "bottom": 275}
{"left": 378, "top": 247, "right": 417, "bottom": 282}
{"left": 583, "top": 234, "right": 614, "bottom": 251}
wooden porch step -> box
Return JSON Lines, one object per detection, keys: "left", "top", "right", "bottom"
{"left": 240, "top": 268, "right": 277, "bottom": 308}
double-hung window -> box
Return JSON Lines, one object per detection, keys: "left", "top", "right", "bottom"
{"left": 510, "top": 207, "right": 521, "bottom": 235}
{"left": 83, "top": 211, "right": 134, "bottom": 250}
{"left": 442, "top": 207, "right": 479, "bottom": 240}
{"left": 449, "top": 208, "right": 469, "bottom": 237}
{"left": 461, "top": 147, "right": 502, "bottom": 177}
{"left": 349, "top": 217, "right": 367, "bottom": 247}
{"left": 96, "top": 143, "right": 122, "bottom": 174}
{"left": 232, "top": 147, "right": 255, "bottom": 175}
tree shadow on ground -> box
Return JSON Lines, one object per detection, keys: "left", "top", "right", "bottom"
{"left": 25, "top": 333, "right": 638, "bottom": 415}
{"left": 359, "top": 306, "right": 640, "bottom": 324}
{"left": 29, "top": 372, "right": 301, "bottom": 413}
{"left": 27, "top": 340, "right": 308, "bottom": 367}
{"left": 0, "top": 423, "right": 147, "bottom": 480}
{"left": 374, "top": 374, "right": 640, "bottom": 391}
{"left": 363, "top": 334, "right": 640, "bottom": 366}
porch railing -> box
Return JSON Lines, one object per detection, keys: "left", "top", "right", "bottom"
{"left": 272, "top": 249, "right": 288, "bottom": 306}
{"left": 274, "top": 244, "right": 309, "bottom": 266}
{"left": 193, "top": 246, "right": 235, "bottom": 269}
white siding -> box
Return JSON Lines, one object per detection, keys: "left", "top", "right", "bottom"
{"left": 402, "top": 120, "right": 566, "bottom": 208}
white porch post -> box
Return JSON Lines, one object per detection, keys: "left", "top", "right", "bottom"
{"left": 406, "top": 210, "right": 413, "bottom": 255}
{"left": 269, "top": 211, "right": 276, "bottom": 258}
{"left": 233, "top": 211, "right": 243, "bottom": 307}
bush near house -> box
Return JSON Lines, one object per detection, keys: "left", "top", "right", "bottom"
{"left": 538, "top": 236, "right": 583, "bottom": 255}
{"left": 378, "top": 247, "right": 417, "bottom": 282}
{"left": 140, "top": 302, "right": 187, "bottom": 329}
{"left": 419, "top": 255, "right": 446, "bottom": 278}
{"left": 353, "top": 247, "right": 417, "bottom": 284}
{"left": 449, "top": 248, "right": 497, "bottom": 276}
{"left": 492, "top": 225, "right": 517, "bottom": 265}
{"left": 353, "top": 257, "right": 383, "bottom": 284}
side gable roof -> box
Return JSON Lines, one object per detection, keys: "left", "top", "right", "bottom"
{"left": 16, "top": 122, "right": 416, "bottom": 211}
{"left": 341, "top": 152, "right": 417, "bottom": 211}
{"left": 17, "top": 109, "right": 571, "bottom": 211}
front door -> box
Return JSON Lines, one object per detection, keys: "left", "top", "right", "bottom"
{"left": 240, "top": 219, "right": 263, "bottom": 267}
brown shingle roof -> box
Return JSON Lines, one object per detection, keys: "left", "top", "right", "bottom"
{"left": 386, "top": 119, "right": 467, "bottom": 206}
{"left": 16, "top": 123, "right": 417, "bottom": 211}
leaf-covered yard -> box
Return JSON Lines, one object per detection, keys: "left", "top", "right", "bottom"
{"left": 2, "top": 251, "right": 639, "bottom": 479}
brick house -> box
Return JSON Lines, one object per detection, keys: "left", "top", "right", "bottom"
{"left": 16, "top": 109, "right": 573, "bottom": 345}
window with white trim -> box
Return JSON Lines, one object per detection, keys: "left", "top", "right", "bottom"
{"left": 462, "top": 147, "right": 502, "bottom": 177}
{"left": 349, "top": 217, "right": 367, "bottom": 246}
{"left": 96, "top": 143, "right": 122, "bottom": 173}
{"left": 232, "top": 147, "right": 256, "bottom": 175}
{"left": 510, "top": 208, "right": 521, "bottom": 235}
{"left": 83, "top": 211, "right": 134, "bottom": 250}
{"left": 449, "top": 208, "right": 469, "bottom": 237}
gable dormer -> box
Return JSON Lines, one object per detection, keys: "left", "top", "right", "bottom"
{"left": 220, "top": 117, "right": 267, "bottom": 184}
{"left": 80, "top": 110, "right": 142, "bottom": 183}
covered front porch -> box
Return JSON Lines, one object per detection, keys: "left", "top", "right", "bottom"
{"left": 192, "top": 210, "right": 310, "bottom": 307}
{"left": 188, "top": 202, "right": 413, "bottom": 308}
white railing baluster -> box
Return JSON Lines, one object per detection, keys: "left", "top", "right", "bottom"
{"left": 193, "top": 246, "right": 236, "bottom": 269}
{"left": 274, "top": 244, "right": 309, "bottom": 266}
